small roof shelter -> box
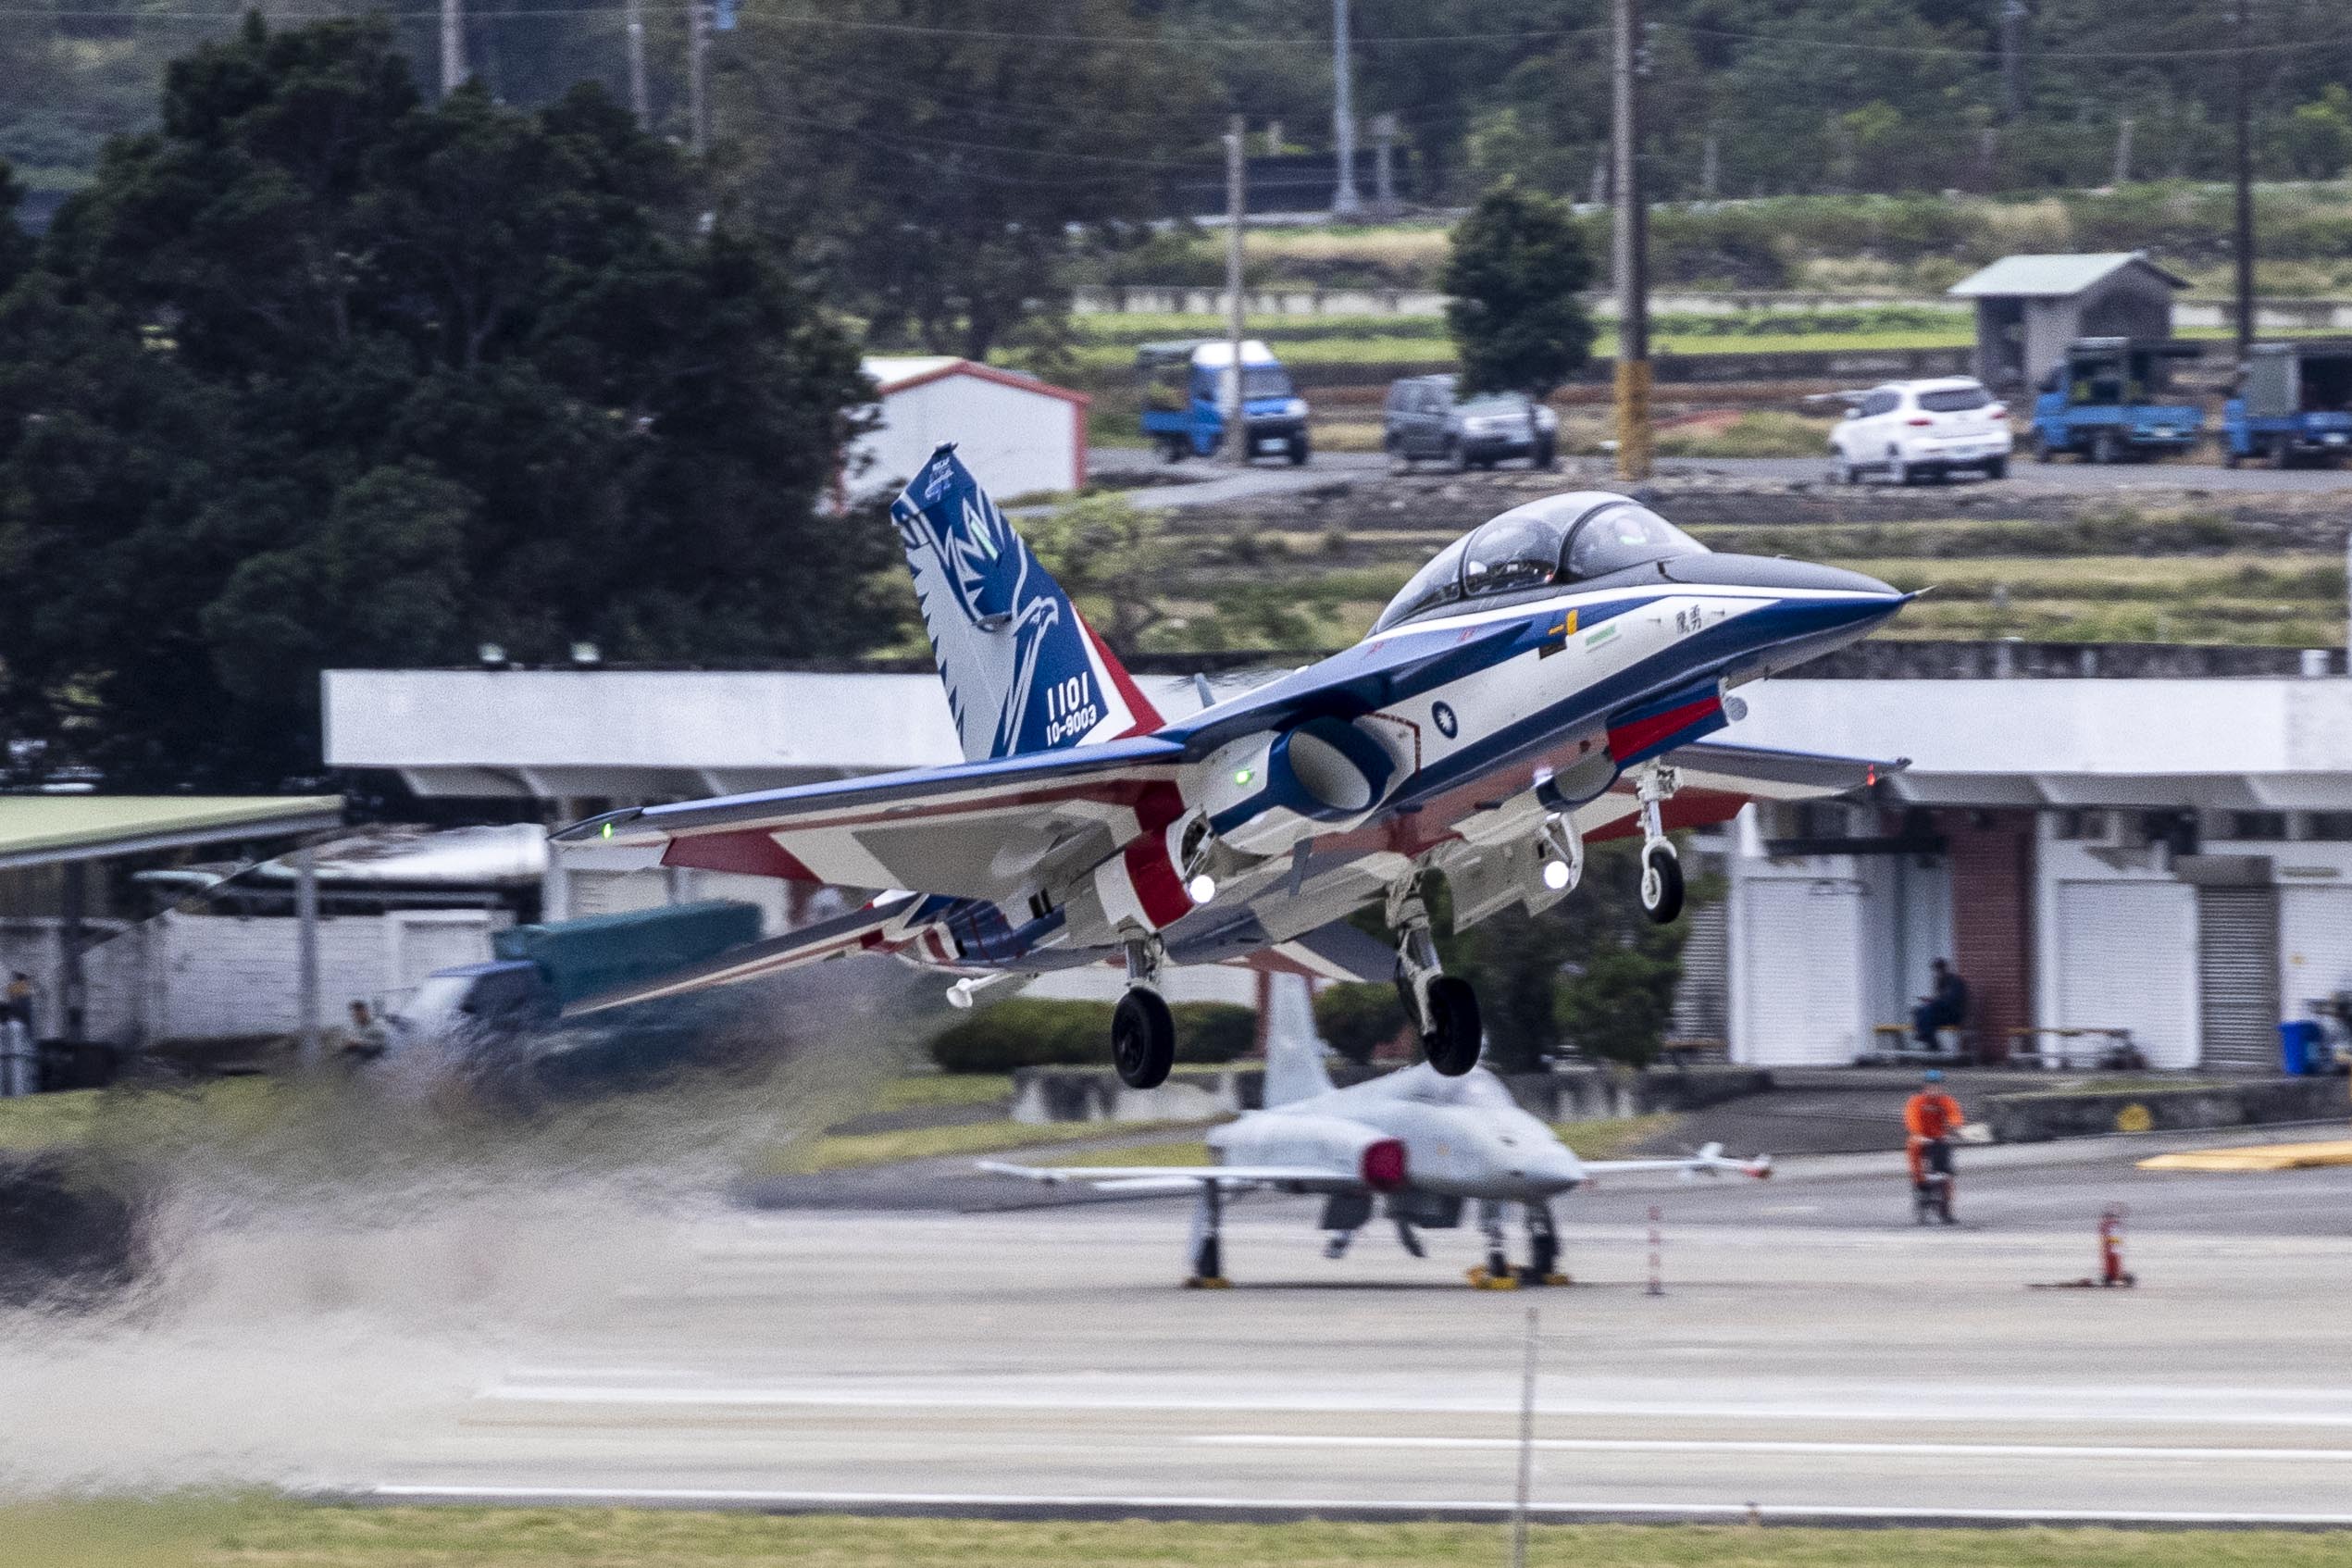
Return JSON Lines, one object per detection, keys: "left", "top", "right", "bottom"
{"left": 0, "top": 795, "right": 342, "bottom": 1041}
{"left": 1948, "top": 252, "right": 2191, "bottom": 392}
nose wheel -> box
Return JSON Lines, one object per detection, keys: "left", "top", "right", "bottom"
{"left": 1639, "top": 843, "right": 1684, "bottom": 924}
{"left": 1633, "top": 762, "right": 1686, "bottom": 926}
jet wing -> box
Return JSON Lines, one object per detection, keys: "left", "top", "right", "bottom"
{"left": 1666, "top": 740, "right": 1902, "bottom": 800}
{"left": 977, "top": 1159, "right": 1350, "bottom": 1190}
{"left": 553, "top": 736, "right": 1188, "bottom": 903}
{"left": 563, "top": 892, "right": 925, "bottom": 1016}
{"left": 1577, "top": 1142, "right": 1773, "bottom": 1180}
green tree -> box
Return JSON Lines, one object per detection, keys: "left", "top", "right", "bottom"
{"left": 1440, "top": 183, "right": 1594, "bottom": 399}
{"left": 0, "top": 18, "right": 889, "bottom": 788}
{"left": 731, "top": 0, "right": 1213, "bottom": 362}
{"left": 1021, "top": 492, "right": 1176, "bottom": 651}
{"left": 2278, "top": 85, "right": 2352, "bottom": 180}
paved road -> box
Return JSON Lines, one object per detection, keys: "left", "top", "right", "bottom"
{"left": 1089, "top": 445, "right": 2352, "bottom": 505}
{"left": 12, "top": 1126, "right": 2352, "bottom": 1523}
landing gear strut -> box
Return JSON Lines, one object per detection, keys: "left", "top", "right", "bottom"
{"left": 1469, "top": 1201, "right": 1572, "bottom": 1288}
{"left": 1633, "top": 763, "right": 1685, "bottom": 925}
{"left": 1186, "top": 1180, "right": 1230, "bottom": 1287}
{"left": 1113, "top": 937, "right": 1175, "bottom": 1089}
{"left": 1389, "top": 873, "right": 1481, "bottom": 1076}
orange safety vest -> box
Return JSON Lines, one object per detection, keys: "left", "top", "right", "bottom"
{"left": 1905, "top": 1091, "right": 1963, "bottom": 1141}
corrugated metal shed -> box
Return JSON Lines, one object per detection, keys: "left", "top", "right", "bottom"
{"left": 1948, "top": 252, "right": 2190, "bottom": 298}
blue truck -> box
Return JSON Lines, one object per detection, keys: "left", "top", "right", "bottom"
{"left": 1136, "top": 338, "right": 1312, "bottom": 464}
{"left": 387, "top": 900, "right": 765, "bottom": 1092}
{"left": 2223, "top": 342, "right": 2352, "bottom": 468}
{"left": 2032, "top": 337, "right": 2205, "bottom": 464}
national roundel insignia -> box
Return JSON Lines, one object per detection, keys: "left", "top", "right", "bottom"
{"left": 1432, "top": 701, "right": 1459, "bottom": 739}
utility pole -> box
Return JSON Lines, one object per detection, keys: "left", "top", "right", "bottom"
{"left": 1225, "top": 115, "right": 1248, "bottom": 467}
{"left": 2231, "top": 0, "right": 2255, "bottom": 361}
{"left": 1611, "top": 0, "right": 1651, "bottom": 479}
{"left": 1331, "top": 0, "right": 1362, "bottom": 217}
{"left": 1998, "top": 0, "right": 2027, "bottom": 122}
{"left": 1372, "top": 113, "right": 1399, "bottom": 218}
{"left": 625, "top": 0, "right": 649, "bottom": 126}
{"left": 689, "top": 0, "right": 711, "bottom": 156}
{"left": 2111, "top": 115, "right": 2134, "bottom": 187}
{"left": 439, "top": 0, "right": 466, "bottom": 95}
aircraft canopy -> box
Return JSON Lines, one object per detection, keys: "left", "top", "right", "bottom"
{"left": 1373, "top": 492, "right": 1708, "bottom": 633}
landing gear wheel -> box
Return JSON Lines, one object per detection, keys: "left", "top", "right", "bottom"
{"left": 1639, "top": 844, "right": 1685, "bottom": 925}
{"left": 1420, "top": 976, "right": 1482, "bottom": 1076}
{"left": 1112, "top": 989, "right": 1176, "bottom": 1089}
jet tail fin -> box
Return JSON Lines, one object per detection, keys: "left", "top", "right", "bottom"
{"left": 889, "top": 445, "right": 1163, "bottom": 762}
{"left": 1261, "top": 972, "right": 1337, "bottom": 1107}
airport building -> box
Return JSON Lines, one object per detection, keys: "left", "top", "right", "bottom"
{"left": 324, "top": 642, "right": 2352, "bottom": 1072}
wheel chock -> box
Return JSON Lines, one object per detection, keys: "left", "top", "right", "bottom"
{"left": 1539, "top": 1273, "right": 1573, "bottom": 1288}
{"left": 1184, "top": 1275, "right": 1233, "bottom": 1289}
{"left": 1466, "top": 1266, "right": 1519, "bottom": 1290}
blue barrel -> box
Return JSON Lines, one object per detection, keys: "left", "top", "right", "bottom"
{"left": 2280, "top": 1020, "right": 2322, "bottom": 1076}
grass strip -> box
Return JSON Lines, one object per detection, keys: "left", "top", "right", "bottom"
{"left": 13, "top": 1500, "right": 2352, "bottom": 1568}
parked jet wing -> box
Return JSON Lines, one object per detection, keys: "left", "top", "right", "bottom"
{"left": 977, "top": 1159, "right": 1349, "bottom": 1190}
{"left": 1577, "top": 1142, "right": 1773, "bottom": 1180}
{"left": 552, "top": 736, "right": 1189, "bottom": 903}
{"left": 562, "top": 891, "right": 924, "bottom": 1016}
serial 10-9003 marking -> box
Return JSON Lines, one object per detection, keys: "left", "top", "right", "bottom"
{"left": 1041, "top": 673, "right": 1101, "bottom": 747}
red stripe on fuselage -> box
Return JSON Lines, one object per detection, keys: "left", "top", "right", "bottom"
{"left": 1121, "top": 780, "right": 1193, "bottom": 928}
{"left": 1606, "top": 695, "right": 1724, "bottom": 764}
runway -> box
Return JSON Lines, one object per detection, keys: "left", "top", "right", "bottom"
{"left": 6, "top": 1126, "right": 2350, "bottom": 1521}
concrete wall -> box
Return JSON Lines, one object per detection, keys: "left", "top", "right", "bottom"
{"left": 0, "top": 910, "right": 503, "bottom": 1047}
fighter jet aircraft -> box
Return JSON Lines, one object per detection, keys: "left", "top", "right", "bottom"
{"left": 981, "top": 977, "right": 1771, "bottom": 1287}
{"left": 554, "top": 445, "right": 1905, "bottom": 1088}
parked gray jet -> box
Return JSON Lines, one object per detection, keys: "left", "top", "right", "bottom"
{"left": 984, "top": 979, "right": 1768, "bottom": 1287}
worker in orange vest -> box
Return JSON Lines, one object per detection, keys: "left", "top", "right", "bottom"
{"left": 1904, "top": 1068, "right": 1967, "bottom": 1196}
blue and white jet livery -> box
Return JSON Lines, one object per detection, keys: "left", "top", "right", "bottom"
{"left": 555, "top": 445, "right": 1908, "bottom": 1088}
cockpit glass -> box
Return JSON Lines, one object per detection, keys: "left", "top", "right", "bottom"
{"left": 1370, "top": 494, "right": 1710, "bottom": 633}
{"left": 1461, "top": 509, "right": 1570, "bottom": 598}
{"left": 1562, "top": 503, "right": 1705, "bottom": 581}
{"left": 1373, "top": 536, "right": 1468, "bottom": 631}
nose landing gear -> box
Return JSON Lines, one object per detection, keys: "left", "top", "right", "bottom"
{"left": 1633, "top": 763, "right": 1685, "bottom": 925}
{"left": 1388, "top": 874, "right": 1482, "bottom": 1076}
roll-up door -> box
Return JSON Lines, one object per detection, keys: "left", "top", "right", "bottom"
{"left": 2196, "top": 884, "right": 2280, "bottom": 1071}
{"left": 2056, "top": 881, "right": 2196, "bottom": 1068}
{"left": 1737, "top": 878, "right": 1862, "bottom": 1065}
{"left": 1670, "top": 901, "right": 1728, "bottom": 1044}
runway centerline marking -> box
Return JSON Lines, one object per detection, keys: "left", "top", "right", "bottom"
{"left": 1187, "top": 1434, "right": 2352, "bottom": 1463}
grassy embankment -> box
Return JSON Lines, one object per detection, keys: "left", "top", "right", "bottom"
{"left": 10, "top": 1499, "right": 2352, "bottom": 1568}
{"left": 1128, "top": 504, "right": 2351, "bottom": 651}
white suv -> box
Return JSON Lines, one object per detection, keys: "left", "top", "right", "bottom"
{"left": 1827, "top": 377, "right": 2012, "bottom": 485}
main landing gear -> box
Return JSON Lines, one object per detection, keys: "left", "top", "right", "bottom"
{"left": 1467, "top": 1200, "right": 1572, "bottom": 1289}
{"left": 1633, "top": 762, "right": 1685, "bottom": 926}
{"left": 1185, "top": 1181, "right": 1232, "bottom": 1288}
{"left": 1389, "top": 873, "right": 1482, "bottom": 1076}
{"left": 1113, "top": 937, "right": 1176, "bottom": 1089}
